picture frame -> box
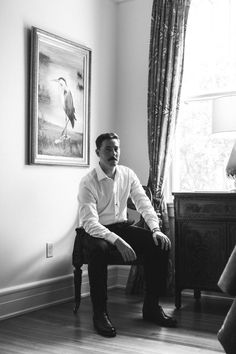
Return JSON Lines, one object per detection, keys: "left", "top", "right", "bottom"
{"left": 29, "top": 27, "right": 91, "bottom": 167}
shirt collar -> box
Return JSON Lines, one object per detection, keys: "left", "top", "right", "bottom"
{"left": 96, "top": 164, "right": 120, "bottom": 181}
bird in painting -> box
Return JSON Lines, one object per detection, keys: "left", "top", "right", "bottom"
{"left": 54, "top": 77, "right": 77, "bottom": 138}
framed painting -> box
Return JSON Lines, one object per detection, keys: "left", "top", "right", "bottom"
{"left": 29, "top": 27, "right": 91, "bottom": 167}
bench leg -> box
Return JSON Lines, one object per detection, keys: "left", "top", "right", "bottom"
{"left": 175, "top": 287, "right": 182, "bottom": 309}
{"left": 73, "top": 268, "right": 82, "bottom": 314}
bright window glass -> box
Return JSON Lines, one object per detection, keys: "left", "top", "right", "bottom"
{"left": 172, "top": 0, "right": 236, "bottom": 193}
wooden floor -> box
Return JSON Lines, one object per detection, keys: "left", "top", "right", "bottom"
{"left": 0, "top": 289, "right": 231, "bottom": 354}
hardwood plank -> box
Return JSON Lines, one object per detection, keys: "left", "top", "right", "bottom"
{"left": 0, "top": 289, "right": 230, "bottom": 353}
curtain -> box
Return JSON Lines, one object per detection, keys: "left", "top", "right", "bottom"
{"left": 126, "top": 0, "right": 191, "bottom": 296}
{"left": 147, "top": 0, "right": 191, "bottom": 214}
{"left": 147, "top": 0, "right": 191, "bottom": 295}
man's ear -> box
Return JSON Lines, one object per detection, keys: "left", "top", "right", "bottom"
{"left": 96, "top": 149, "right": 100, "bottom": 157}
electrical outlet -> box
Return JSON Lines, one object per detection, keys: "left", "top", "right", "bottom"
{"left": 46, "top": 243, "right": 53, "bottom": 258}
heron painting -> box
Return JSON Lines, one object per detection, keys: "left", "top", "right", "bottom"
{"left": 53, "top": 77, "right": 78, "bottom": 144}
{"left": 29, "top": 27, "right": 91, "bottom": 167}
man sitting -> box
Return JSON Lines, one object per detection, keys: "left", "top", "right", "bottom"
{"left": 77, "top": 132, "right": 177, "bottom": 337}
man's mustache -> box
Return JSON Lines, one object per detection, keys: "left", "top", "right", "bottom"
{"left": 108, "top": 157, "right": 118, "bottom": 161}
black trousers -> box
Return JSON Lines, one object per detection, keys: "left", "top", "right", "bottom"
{"left": 82, "top": 222, "right": 169, "bottom": 311}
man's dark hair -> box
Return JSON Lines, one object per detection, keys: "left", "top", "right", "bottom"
{"left": 95, "top": 133, "right": 120, "bottom": 150}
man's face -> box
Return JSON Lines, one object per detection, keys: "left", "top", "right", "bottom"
{"left": 96, "top": 138, "right": 120, "bottom": 170}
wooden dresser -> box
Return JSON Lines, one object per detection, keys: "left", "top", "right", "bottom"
{"left": 173, "top": 192, "right": 236, "bottom": 308}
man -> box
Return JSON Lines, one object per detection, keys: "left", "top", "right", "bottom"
{"left": 78, "top": 132, "right": 177, "bottom": 337}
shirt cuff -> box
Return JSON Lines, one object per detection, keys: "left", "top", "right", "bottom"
{"left": 148, "top": 221, "right": 160, "bottom": 232}
{"left": 106, "top": 232, "right": 120, "bottom": 244}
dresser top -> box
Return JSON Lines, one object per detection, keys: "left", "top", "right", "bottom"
{"left": 173, "top": 191, "right": 236, "bottom": 197}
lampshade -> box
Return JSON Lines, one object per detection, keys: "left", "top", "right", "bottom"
{"left": 212, "top": 95, "right": 236, "bottom": 135}
{"left": 211, "top": 94, "right": 236, "bottom": 185}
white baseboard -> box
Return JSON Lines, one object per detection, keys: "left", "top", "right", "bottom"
{"left": 0, "top": 275, "right": 74, "bottom": 320}
{"left": 0, "top": 266, "right": 129, "bottom": 321}
{"left": 116, "top": 265, "right": 131, "bottom": 288}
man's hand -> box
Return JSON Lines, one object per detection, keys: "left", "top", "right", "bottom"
{"left": 152, "top": 230, "right": 171, "bottom": 251}
{"left": 114, "top": 238, "right": 137, "bottom": 263}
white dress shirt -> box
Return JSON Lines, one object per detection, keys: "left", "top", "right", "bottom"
{"left": 78, "top": 164, "right": 160, "bottom": 244}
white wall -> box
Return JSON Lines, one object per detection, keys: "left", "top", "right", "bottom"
{"left": 116, "top": 0, "right": 153, "bottom": 183}
{"left": 0, "top": 0, "right": 117, "bottom": 293}
{"left": 0, "top": 0, "right": 154, "bottom": 317}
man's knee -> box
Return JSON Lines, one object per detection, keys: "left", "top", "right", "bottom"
{"left": 88, "top": 238, "right": 111, "bottom": 258}
{"left": 146, "top": 242, "right": 170, "bottom": 262}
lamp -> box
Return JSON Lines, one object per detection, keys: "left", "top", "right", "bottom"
{"left": 212, "top": 94, "right": 236, "bottom": 186}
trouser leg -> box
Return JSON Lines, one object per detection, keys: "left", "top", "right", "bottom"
{"left": 143, "top": 241, "right": 169, "bottom": 300}
{"left": 83, "top": 236, "right": 110, "bottom": 312}
{"left": 82, "top": 224, "right": 175, "bottom": 329}
{"left": 83, "top": 224, "right": 169, "bottom": 309}
{"left": 107, "top": 224, "right": 170, "bottom": 302}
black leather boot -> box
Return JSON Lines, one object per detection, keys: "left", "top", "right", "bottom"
{"left": 142, "top": 297, "right": 177, "bottom": 328}
{"left": 93, "top": 310, "right": 116, "bottom": 337}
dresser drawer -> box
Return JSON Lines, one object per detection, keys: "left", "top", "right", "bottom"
{"left": 175, "top": 197, "right": 236, "bottom": 219}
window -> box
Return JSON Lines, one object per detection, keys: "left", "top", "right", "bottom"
{"left": 172, "top": 0, "right": 236, "bottom": 194}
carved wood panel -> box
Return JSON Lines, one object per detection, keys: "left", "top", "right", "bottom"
{"left": 178, "top": 222, "right": 227, "bottom": 289}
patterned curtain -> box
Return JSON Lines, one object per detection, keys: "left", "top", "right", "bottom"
{"left": 147, "top": 0, "right": 191, "bottom": 215}
{"left": 126, "top": 0, "right": 191, "bottom": 296}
